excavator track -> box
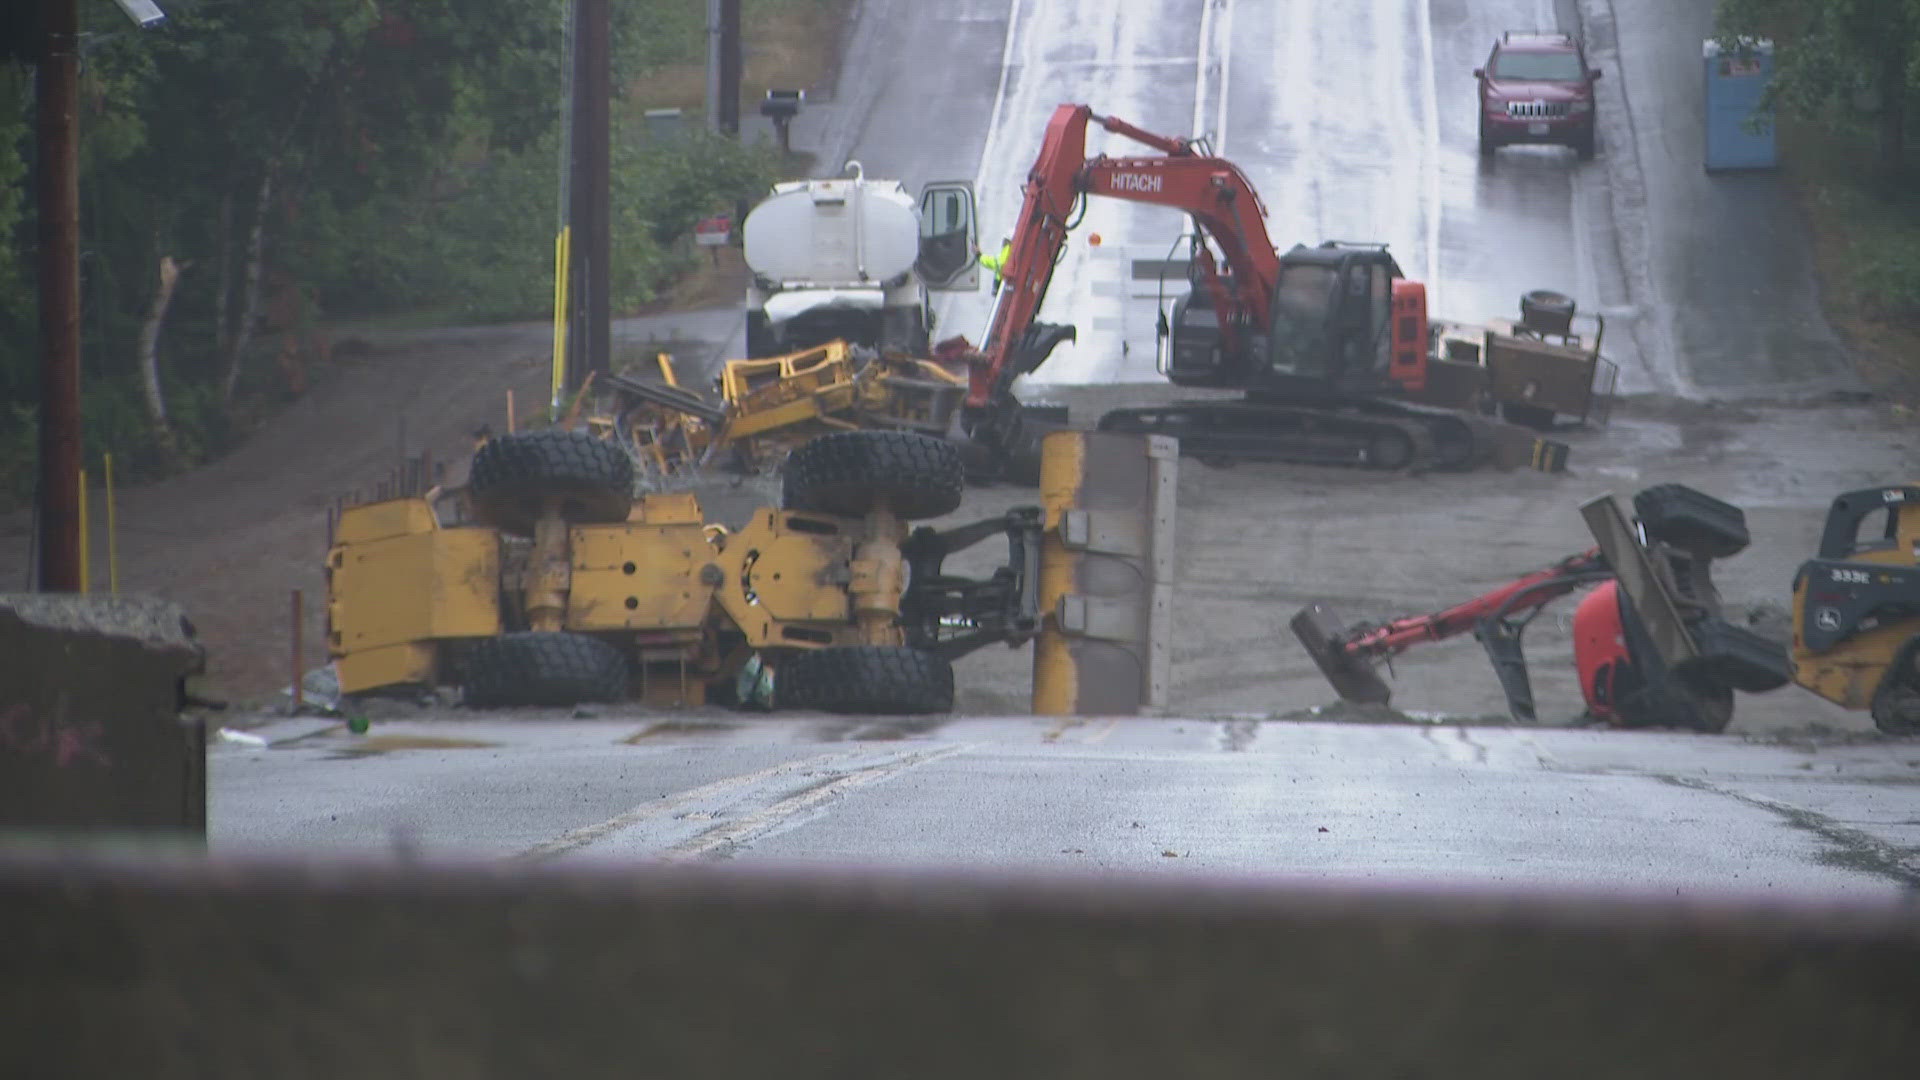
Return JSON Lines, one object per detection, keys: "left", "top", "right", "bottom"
{"left": 1094, "top": 398, "right": 1495, "bottom": 472}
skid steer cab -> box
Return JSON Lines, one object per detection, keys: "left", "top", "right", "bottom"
{"left": 326, "top": 429, "right": 1046, "bottom": 715}
{"left": 1789, "top": 483, "right": 1920, "bottom": 734}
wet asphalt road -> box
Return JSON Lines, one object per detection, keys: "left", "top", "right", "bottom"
{"left": 214, "top": 715, "right": 1920, "bottom": 897}
{"left": 213, "top": 2, "right": 1918, "bottom": 893}
{"left": 806, "top": 0, "right": 1646, "bottom": 391}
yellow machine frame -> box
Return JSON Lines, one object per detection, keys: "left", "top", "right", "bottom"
{"left": 593, "top": 341, "right": 967, "bottom": 481}
{"left": 328, "top": 490, "right": 924, "bottom": 707}
{"left": 1789, "top": 483, "right": 1920, "bottom": 731}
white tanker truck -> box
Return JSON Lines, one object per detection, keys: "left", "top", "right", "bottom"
{"left": 742, "top": 161, "right": 981, "bottom": 357}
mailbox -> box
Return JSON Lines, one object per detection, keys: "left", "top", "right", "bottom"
{"left": 761, "top": 89, "right": 804, "bottom": 121}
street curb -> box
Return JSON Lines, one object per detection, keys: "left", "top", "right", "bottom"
{"left": 1575, "top": 0, "right": 1685, "bottom": 398}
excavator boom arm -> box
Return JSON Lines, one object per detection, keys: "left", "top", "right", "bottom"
{"left": 965, "top": 105, "right": 1283, "bottom": 411}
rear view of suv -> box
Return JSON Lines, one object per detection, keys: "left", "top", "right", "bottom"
{"left": 1475, "top": 32, "right": 1600, "bottom": 160}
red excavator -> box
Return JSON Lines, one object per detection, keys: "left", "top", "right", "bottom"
{"left": 950, "top": 104, "right": 1521, "bottom": 475}
{"left": 1291, "top": 484, "right": 1793, "bottom": 731}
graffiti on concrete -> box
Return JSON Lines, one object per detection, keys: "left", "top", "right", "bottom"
{"left": 0, "top": 703, "right": 112, "bottom": 769}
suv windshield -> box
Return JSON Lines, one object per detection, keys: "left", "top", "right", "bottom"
{"left": 1490, "top": 50, "right": 1585, "bottom": 82}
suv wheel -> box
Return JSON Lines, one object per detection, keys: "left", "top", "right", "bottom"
{"left": 1575, "top": 126, "right": 1596, "bottom": 161}
{"left": 1479, "top": 117, "right": 1498, "bottom": 157}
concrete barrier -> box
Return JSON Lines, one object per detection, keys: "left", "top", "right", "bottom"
{"left": 2, "top": 852, "right": 1916, "bottom": 1078}
{"left": 0, "top": 594, "right": 206, "bottom": 835}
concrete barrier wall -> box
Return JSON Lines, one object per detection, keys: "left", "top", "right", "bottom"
{"left": 0, "top": 595, "right": 206, "bottom": 834}
{"left": 3, "top": 854, "right": 1916, "bottom": 1078}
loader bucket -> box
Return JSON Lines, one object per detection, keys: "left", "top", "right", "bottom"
{"left": 1291, "top": 604, "right": 1392, "bottom": 704}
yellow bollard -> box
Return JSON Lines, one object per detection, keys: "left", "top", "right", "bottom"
{"left": 551, "top": 226, "right": 572, "bottom": 413}
{"left": 104, "top": 452, "right": 119, "bottom": 595}
{"left": 1031, "top": 434, "right": 1084, "bottom": 716}
{"left": 77, "top": 467, "right": 89, "bottom": 594}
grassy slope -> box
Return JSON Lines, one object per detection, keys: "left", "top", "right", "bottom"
{"left": 1777, "top": 119, "right": 1920, "bottom": 410}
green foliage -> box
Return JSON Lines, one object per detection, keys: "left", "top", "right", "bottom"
{"left": 0, "top": 402, "right": 34, "bottom": 504}
{"left": 1839, "top": 188, "right": 1920, "bottom": 315}
{"left": 1718, "top": 2, "right": 1920, "bottom": 325}
{"left": 303, "top": 119, "right": 780, "bottom": 322}
{"left": 0, "top": 0, "right": 803, "bottom": 507}
{"left": 1715, "top": 0, "right": 1920, "bottom": 177}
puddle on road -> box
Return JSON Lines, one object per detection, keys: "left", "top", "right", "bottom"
{"left": 624, "top": 719, "right": 740, "bottom": 742}
{"left": 324, "top": 734, "right": 499, "bottom": 759}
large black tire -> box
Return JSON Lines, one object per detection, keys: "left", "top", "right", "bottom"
{"left": 1478, "top": 117, "right": 1498, "bottom": 158}
{"left": 461, "top": 632, "right": 628, "bottom": 709}
{"left": 1633, "top": 483, "right": 1750, "bottom": 560}
{"left": 1616, "top": 670, "right": 1735, "bottom": 733}
{"left": 468, "top": 428, "right": 633, "bottom": 537}
{"left": 782, "top": 430, "right": 965, "bottom": 520}
{"left": 1673, "top": 675, "right": 1736, "bottom": 734}
{"left": 1575, "top": 126, "right": 1597, "bottom": 161}
{"left": 774, "top": 646, "right": 955, "bottom": 715}
{"left": 1520, "top": 289, "right": 1576, "bottom": 335}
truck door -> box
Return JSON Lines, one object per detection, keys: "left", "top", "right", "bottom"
{"left": 917, "top": 181, "right": 979, "bottom": 290}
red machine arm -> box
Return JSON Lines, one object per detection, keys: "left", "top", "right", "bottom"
{"left": 1336, "top": 549, "right": 1610, "bottom": 660}
{"left": 962, "top": 104, "right": 1286, "bottom": 413}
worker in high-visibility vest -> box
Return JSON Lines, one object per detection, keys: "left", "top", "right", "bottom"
{"left": 979, "top": 235, "right": 1012, "bottom": 293}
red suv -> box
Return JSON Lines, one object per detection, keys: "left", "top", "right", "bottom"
{"left": 1475, "top": 32, "right": 1600, "bottom": 160}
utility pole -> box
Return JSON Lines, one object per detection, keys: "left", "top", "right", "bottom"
{"left": 706, "top": 0, "right": 741, "bottom": 135}
{"left": 37, "top": 0, "right": 82, "bottom": 592}
{"left": 567, "top": 0, "right": 611, "bottom": 391}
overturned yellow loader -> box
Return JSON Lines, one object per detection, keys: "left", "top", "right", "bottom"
{"left": 326, "top": 427, "right": 1174, "bottom": 715}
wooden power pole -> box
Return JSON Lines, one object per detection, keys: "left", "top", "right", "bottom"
{"left": 707, "top": 0, "right": 741, "bottom": 135}
{"left": 567, "top": 0, "right": 611, "bottom": 391}
{"left": 37, "top": 0, "right": 82, "bottom": 592}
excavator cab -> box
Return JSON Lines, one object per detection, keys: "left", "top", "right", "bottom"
{"left": 1263, "top": 242, "right": 1412, "bottom": 397}
{"left": 1160, "top": 241, "right": 1423, "bottom": 399}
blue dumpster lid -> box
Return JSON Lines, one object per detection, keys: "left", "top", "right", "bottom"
{"left": 1703, "top": 36, "right": 1773, "bottom": 59}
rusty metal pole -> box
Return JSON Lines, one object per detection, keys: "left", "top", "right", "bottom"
{"left": 291, "top": 589, "right": 305, "bottom": 714}
{"left": 717, "top": 0, "right": 742, "bottom": 135}
{"left": 36, "top": 0, "right": 82, "bottom": 593}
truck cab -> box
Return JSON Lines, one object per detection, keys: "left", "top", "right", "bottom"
{"left": 742, "top": 162, "right": 979, "bottom": 357}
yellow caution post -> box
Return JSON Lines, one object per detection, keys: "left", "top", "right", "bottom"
{"left": 550, "top": 226, "right": 572, "bottom": 413}
{"left": 77, "top": 466, "right": 89, "bottom": 594}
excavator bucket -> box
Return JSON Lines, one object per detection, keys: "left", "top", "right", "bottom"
{"left": 1290, "top": 604, "right": 1392, "bottom": 705}
{"left": 1031, "top": 430, "right": 1177, "bottom": 716}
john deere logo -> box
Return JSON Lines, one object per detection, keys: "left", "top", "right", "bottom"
{"left": 1814, "top": 607, "right": 1842, "bottom": 632}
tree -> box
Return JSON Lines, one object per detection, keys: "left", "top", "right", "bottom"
{"left": 0, "top": 0, "right": 796, "bottom": 503}
{"left": 1717, "top": 0, "right": 1920, "bottom": 184}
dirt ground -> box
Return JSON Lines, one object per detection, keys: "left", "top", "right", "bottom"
{"left": 937, "top": 384, "right": 1914, "bottom": 736}
{"left": 0, "top": 299, "right": 739, "bottom": 706}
